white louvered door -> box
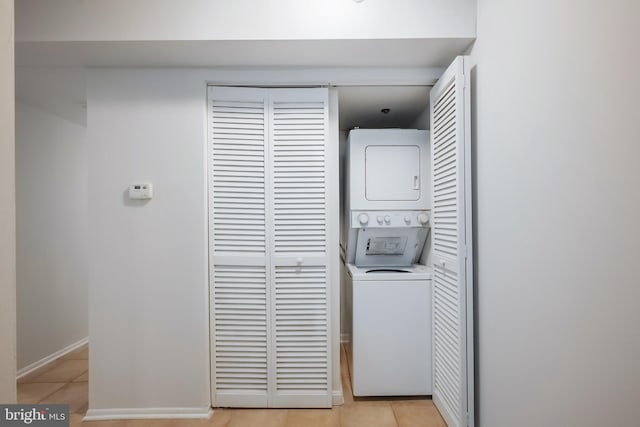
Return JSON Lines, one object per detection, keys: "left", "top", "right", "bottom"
{"left": 430, "top": 57, "right": 474, "bottom": 427}
{"left": 208, "top": 87, "right": 331, "bottom": 408}
{"left": 267, "top": 89, "right": 332, "bottom": 407}
{"left": 209, "top": 87, "right": 270, "bottom": 407}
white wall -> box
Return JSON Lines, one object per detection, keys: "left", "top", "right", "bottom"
{"left": 16, "top": 0, "right": 475, "bottom": 42}
{"left": 15, "top": 102, "right": 88, "bottom": 371}
{"left": 338, "top": 131, "right": 351, "bottom": 342}
{"left": 0, "top": 0, "right": 16, "bottom": 404}
{"left": 471, "top": 0, "right": 640, "bottom": 426}
{"left": 86, "top": 69, "right": 211, "bottom": 415}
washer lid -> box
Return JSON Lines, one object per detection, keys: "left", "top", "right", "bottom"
{"left": 347, "top": 263, "right": 432, "bottom": 281}
{"left": 353, "top": 226, "right": 427, "bottom": 267}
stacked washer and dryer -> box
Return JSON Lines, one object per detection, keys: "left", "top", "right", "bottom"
{"left": 342, "top": 128, "right": 433, "bottom": 397}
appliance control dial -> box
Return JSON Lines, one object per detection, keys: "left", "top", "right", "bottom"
{"left": 384, "top": 215, "right": 391, "bottom": 225}
{"left": 417, "top": 213, "right": 430, "bottom": 225}
{"left": 404, "top": 215, "right": 412, "bottom": 224}
{"left": 376, "top": 215, "right": 384, "bottom": 225}
{"left": 357, "top": 213, "right": 369, "bottom": 225}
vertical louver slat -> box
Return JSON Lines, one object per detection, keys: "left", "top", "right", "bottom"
{"left": 430, "top": 57, "right": 473, "bottom": 427}
{"left": 432, "top": 79, "right": 458, "bottom": 258}
{"left": 211, "top": 99, "right": 266, "bottom": 255}
{"left": 213, "top": 266, "right": 268, "bottom": 394}
{"left": 274, "top": 266, "right": 328, "bottom": 392}
{"left": 433, "top": 263, "right": 462, "bottom": 422}
{"left": 271, "top": 101, "right": 326, "bottom": 255}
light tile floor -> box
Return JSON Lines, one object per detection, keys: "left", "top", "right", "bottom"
{"left": 17, "top": 344, "right": 446, "bottom": 427}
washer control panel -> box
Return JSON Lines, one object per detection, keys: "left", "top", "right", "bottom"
{"left": 351, "top": 210, "right": 430, "bottom": 228}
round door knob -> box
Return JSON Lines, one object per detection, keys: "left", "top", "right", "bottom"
{"left": 357, "top": 213, "right": 369, "bottom": 225}
{"left": 376, "top": 216, "right": 383, "bottom": 224}
{"left": 404, "top": 215, "right": 412, "bottom": 224}
{"left": 384, "top": 215, "right": 391, "bottom": 224}
{"left": 417, "top": 213, "right": 429, "bottom": 225}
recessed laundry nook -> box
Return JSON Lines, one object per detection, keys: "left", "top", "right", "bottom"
{"left": 204, "top": 58, "right": 473, "bottom": 427}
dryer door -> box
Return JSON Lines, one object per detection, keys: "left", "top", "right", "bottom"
{"left": 365, "top": 145, "right": 420, "bottom": 201}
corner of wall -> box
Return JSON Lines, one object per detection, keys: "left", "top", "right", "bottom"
{"left": 0, "top": 0, "right": 17, "bottom": 405}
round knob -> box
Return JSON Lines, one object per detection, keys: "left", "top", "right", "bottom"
{"left": 417, "top": 213, "right": 429, "bottom": 225}
{"left": 376, "top": 216, "right": 383, "bottom": 225}
{"left": 357, "top": 213, "right": 369, "bottom": 225}
{"left": 384, "top": 215, "right": 391, "bottom": 224}
{"left": 404, "top": 215, "right": 412, "bottom": 224}
{"left": 296, "top": 257, "right": 303, "bottom": 265}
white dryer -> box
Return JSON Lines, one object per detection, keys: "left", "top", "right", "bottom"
{"left": 344, "top": 129, "right": 431, "bottom": 265}
{"left": 348, "top": 264, "right": 433, "bottom": 396}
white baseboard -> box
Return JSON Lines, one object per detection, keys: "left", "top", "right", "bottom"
{"left": 17, "top": 336, "right": 88, "bottom": 379}
{"left": 84, "top": 407, "right": 213, "bottom": 421}
{"left": 340, "top": 333, "right": 351, "bottom": 343}
{"left": 332, "top": 390, "right": 344, "bottom": 406}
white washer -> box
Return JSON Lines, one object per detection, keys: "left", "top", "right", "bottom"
{"left": 348, "top": 263, "right": 433, "bottom": 396}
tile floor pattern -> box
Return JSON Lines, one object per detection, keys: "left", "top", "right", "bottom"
{"left": 17, "top": 344, "right": 446, "bottom": 427}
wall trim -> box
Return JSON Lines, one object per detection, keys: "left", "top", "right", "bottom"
{"left": 84, "top": 407, "right": 213, "bottom": 421}
{"left": 17, "top": 336, "right": 88, "bottom": 379}
{"left": 332, "top": 390, "right": 345, "bottom": 406}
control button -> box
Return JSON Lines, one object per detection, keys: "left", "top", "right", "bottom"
{"left": 417, "top": 213, "right": 430, "bottom": 225}
{"left": 404, "top": 215, "right": 412, "bottom": 224}
{"left": 376, "top": 216, "right": 384, "bottom": 225}
{"left": 384, "top": 215, "right": 391, "bottom": 225}
{"left": 357, "top": 213, "right": 369, "bottom": 225}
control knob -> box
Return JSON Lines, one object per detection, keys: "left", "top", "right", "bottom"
{"left": 383, "top": 215, "right": 391, "bottom": 225}
{"left": 404, "top": 215, "right": 412, "bottom": 225}
{"left": 376, "top": 215, "right": 384, "bottom": 225}
{"left": 417, "top": 213, "right": 430, "bottom": 225}
{"left": 357, "top": 213, "right": 369, "bottom": 225}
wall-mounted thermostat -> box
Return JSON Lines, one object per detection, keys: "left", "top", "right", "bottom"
{"left": 129, "top": 183, "right": 153, "bottom": 200}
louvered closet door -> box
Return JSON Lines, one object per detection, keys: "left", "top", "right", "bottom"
{"left": 430, "top": 57, "right": 474, "bottom": 427}
{"left": 267, "top": 89, "right": 332, "bottom": 408}
{"left": 209, "top": 86, "right": 270, "bottom": 407}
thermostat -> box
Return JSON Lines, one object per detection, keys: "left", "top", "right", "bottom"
{"left": 129, "top": 183, "right": 153, "bottom": 200}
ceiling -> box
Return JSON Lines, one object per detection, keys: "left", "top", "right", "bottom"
{"left": 337, "top": 86, "right": 430, "bottom": 131}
